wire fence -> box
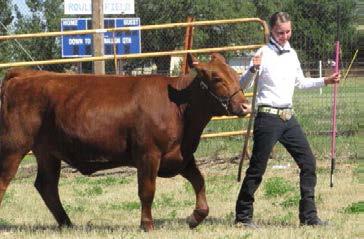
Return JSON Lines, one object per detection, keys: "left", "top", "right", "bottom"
{"left": 197, "top": 73, "right": 359, "bottom": 163}
{"left": 277, "top": 76, "right": 359, "bottom": 161}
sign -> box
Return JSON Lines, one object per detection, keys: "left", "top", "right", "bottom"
{"left": 61, "top": 18, "right": 141, "bottom": 58}
{"left": 64, "top": 0, "right": 135, "bottom": 15}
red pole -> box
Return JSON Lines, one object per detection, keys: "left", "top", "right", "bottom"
{"left": 330, "top": 41, "right": 339, "bottom": 187}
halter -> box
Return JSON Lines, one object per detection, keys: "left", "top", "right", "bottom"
{"left": 199, "top": 80, "right": 242, "bottom": 115}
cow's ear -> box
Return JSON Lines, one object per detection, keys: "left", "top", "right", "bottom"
{"left": 168, "top": 85, "right": 191, "bottom": 105}
{"left": 187, "top": 53, "right": 208, "bottom": 75}
{"left": 211, "top": 52, "right": 226, "bottom": 63}
{"left": 187, "top": 53, "right": 199, "bottom": 69}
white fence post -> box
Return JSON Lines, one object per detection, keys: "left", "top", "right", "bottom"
{"left": 319, "top": 60, "right": 322, "bottom": 95}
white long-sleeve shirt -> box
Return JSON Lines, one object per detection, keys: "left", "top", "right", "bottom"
{"left": 240, "top": 38, "right": 325, "bottom": 108}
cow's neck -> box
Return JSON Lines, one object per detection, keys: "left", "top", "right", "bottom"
{"left": 168, "top": 70, "right": 213, "bottom": 155}
{"left": 181, "top": 103, "right": 212, "bottom": 156}
{"left": 180, "top": 78, "right": 214, "bottom": 156}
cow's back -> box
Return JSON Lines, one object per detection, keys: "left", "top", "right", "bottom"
{"left": 42, "top": 74, "right": 183, "bottom": 150}
{"left": 1, "top": 73, "right": 184, "bottom": 172}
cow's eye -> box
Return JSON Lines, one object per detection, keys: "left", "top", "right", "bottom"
{"left": 211, "top": 74, "right": 222, "bottom": 83}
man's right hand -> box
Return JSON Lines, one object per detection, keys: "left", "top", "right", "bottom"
{"left": 249, "top": 52, "right": 262, "bottom": 73}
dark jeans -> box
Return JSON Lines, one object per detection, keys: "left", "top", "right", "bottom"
{"left": 236, "top": 113, "right": 318, "bottom": 223}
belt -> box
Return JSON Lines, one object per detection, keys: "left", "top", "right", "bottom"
{"left": 258, "top": 106, "right": 294, "bottom": 121}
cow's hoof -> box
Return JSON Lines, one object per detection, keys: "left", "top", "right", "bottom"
{"left": 58, "top": 222, "right": 73, "bottom": 229}
{"left": 140, "top": 220, "right": 154, "bottom": 232}
{"left": 186, "top": 208, "right": 209, "bottom": 229}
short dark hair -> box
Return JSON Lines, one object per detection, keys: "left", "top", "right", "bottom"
{"left": 269, "top": 12, "right": 291, "bottom": 28}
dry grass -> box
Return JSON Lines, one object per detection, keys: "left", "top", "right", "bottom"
{"left": 0, "top": 157, "right": 361, "bottom": 239}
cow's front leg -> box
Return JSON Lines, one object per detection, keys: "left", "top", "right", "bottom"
{"left": 136, "top": 151, "right": 160, "bottom": 232}
{"left": 181, "top": 158, "right": 209, "bottom": 229}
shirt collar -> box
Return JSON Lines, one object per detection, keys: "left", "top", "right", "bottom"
{"left": 269, "top": 37, "right": 291, "bottom": 55}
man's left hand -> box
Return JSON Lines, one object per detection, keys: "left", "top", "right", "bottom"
{"left": 324, "top": 72, "right": 340, "bottom": 85}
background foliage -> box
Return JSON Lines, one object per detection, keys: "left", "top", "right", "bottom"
{"left": 0, "top": 0, "right": 359, "bottom": 73}
{"left": 0, "top": 0, "right": 14, "bottom": 63}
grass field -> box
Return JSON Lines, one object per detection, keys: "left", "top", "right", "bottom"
{"left": 0, "top": 156, "right": 361, "bottom": 239}
{"left": 0, "top": 77, "right": 361, "bottom": 238}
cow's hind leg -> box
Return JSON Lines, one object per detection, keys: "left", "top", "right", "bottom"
{"left": 33, "top": 150, "right": 72, "bottom": 227}
{"left": 181, "top": 159, "right": 209, "bottom": 229}
{"left": 0, "top": 152, "right": 24, "bottom": 205}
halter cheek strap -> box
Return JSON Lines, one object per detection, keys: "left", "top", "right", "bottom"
{"left": 199, "top": 80, "right": 242, "bottom": 115}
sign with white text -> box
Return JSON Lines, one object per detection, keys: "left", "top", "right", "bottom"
{"left": 64, "top": 0, "right": 135, "bottom": 15}
{"left": 61, "top": 18, "right": 141, "bottom": 58}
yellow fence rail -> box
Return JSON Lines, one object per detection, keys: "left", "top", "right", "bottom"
{"left": 0, "top": 45, "right": 264, "bottom": 68}
{"left": 1, "top": 18, "right": 267, "bottom": 140}
{"left": 0, "top": 18, "right": 267, "bottom": 40}
{"left": 0, "top": 17, "right": 268, "bottom": 68}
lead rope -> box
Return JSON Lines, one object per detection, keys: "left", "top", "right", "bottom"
{"left": 237, "top": 70, "right": 259, "bottom": 182}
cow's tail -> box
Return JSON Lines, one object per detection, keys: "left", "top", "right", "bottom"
{"left": 2, "top": 67, "right": 27, "bottom": 82}
{"left": 0, "top": 68, "right": 21, "bottom": 119}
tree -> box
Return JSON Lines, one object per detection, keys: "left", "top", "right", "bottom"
{"left": 251, "top": 0, "right": 357, "bottom": 69}
{"left": 13, "top": 0, "right": 64, "bottom": 71}
{"left": 0, "top": 0, "right": 14, "bottom": 70}
{"left": 134, "top": 0, "right": 261, "bottom": 74}
{"left": 252, "top": 0, "right": 293, "bottom": 20}
{"left": 286, "top": 0, "right": 357, "bottom": 69}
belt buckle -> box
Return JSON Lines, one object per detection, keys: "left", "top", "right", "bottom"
{"left": 279, "top": 109, "right": 292, "bottom": 121}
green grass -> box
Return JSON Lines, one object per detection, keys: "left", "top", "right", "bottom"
{"left": 343, "top": 201, "right": 364, "bottom": 214}
{"left": 73, "top": 176, "right": 131, "bottom": 186}
{"left": 74, "top": 185, "right": 104, "bottom": 197}
{"left": 271, "top": 211, "right": 295, "bottom": 225}
{"left": 0, "top": 76, "right": 359, "bottom": 238}
{"left": 280, "top": 194, "right": 300, "bottom": 208}
{"left": 64, "top": 203, "right": 86, "bottom": 213}
{"left": 102, "top": 201, "right": 140, "bottom": 211}
{"left": 263, "top": 177, "right": 295, "bottom": 198}
{"left": 0, "top": 151, "right": 360, "bottom": 239}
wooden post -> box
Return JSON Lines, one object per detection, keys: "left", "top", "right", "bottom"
{"left": 181, "top": 16, "right": 194, "bottom": 75}
{"left": 92, "top": 0, "right": 105, "bottom": 74}
{"left": 112, "top": 31, "right": 119, "bottom": 74}
{"left": 78, "top": 62, "right": 83, "bottom": 73}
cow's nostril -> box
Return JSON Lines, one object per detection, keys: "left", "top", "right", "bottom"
{"left": 241, "top": 103, "right": 252, "bottom": 113}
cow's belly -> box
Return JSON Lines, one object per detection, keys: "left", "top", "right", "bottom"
{"left": 42, "top": 133, "right": 134, "bottom": 175}
{"left": 53, "top": 149, "right": 134, "bottom": 175}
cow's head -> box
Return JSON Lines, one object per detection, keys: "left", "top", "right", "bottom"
{"left": 187, "top": 53, "right": 251, "bottom": 116}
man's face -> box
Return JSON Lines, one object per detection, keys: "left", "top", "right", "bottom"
{"left": 271, "top": 21, "right": 292, "bottom": 46}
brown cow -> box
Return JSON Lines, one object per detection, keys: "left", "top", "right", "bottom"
{"left": 0, "top": 53, "right": 250, "bottom": 231}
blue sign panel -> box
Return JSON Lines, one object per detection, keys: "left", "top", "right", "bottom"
{"left": 61, "top": 18, "right": 141, "bottom": 58}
